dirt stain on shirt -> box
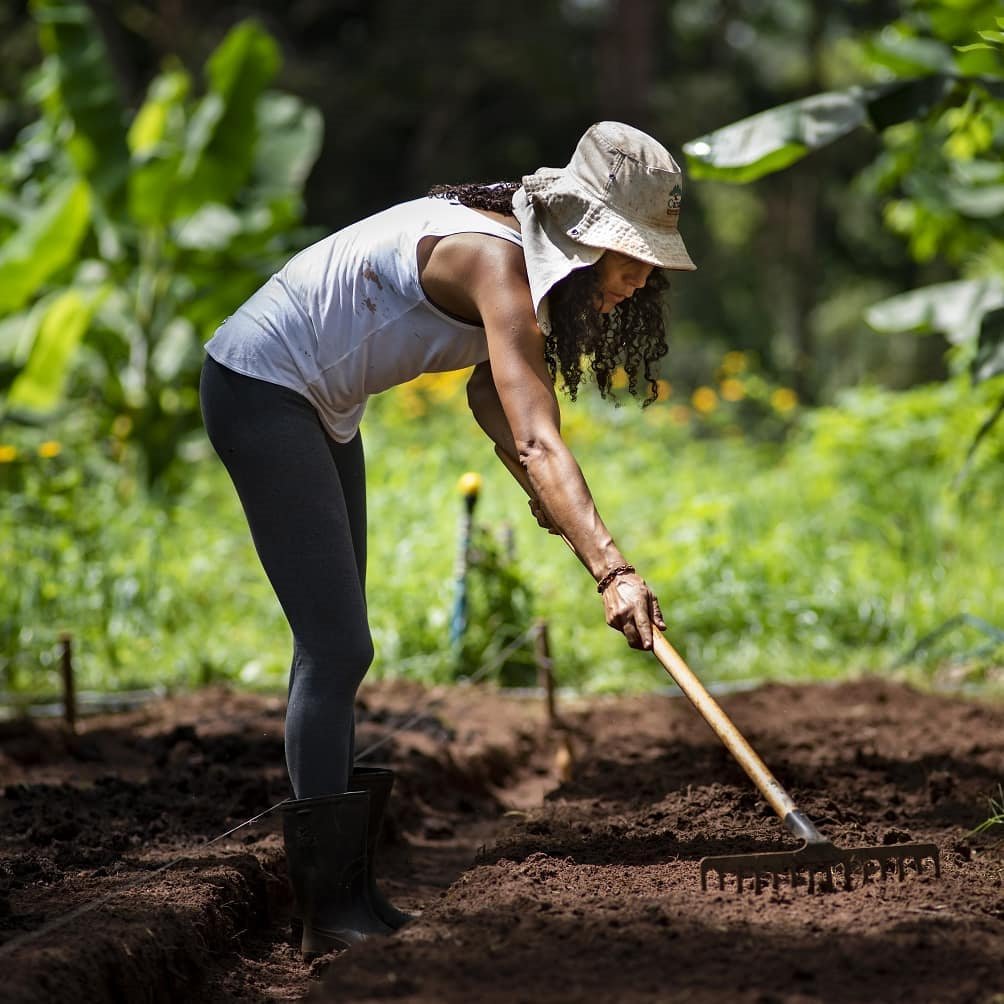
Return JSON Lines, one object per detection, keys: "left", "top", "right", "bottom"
{"left": 362, "top": 264, "right": 384, "bottom": 290}
{"left": 362, "top": 296, "right": 377, "bottom": 313}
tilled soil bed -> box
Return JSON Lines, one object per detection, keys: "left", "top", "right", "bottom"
{"left": 1, "top": 675, "right": 1001, "bottom": 1003}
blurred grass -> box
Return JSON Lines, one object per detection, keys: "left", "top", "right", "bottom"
{"left": 2, "top": 364, "right": 1004, "bottom": 700}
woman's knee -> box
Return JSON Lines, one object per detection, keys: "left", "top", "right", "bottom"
{"left": 295, "top": 630, "right": 374, "bottom": 691}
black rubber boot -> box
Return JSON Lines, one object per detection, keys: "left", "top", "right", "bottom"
{"left": 282, "top": 791, "right": 393, "bottom": 960}
{"left": 351, "top": 766, "right": 415, "bottom": 929}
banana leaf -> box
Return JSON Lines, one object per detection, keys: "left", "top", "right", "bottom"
{"left": 682, "top": 76, "right": 997, "bottom": 183}
{"left": 0, "top": 179, "right": 91, "bottom": 314}
{"left": 29, "top": 0, "right": 129, "bottom": 199}
{"left": 865, "top": 278, "right": 1004, "bottom": 350}
{"left": 6, "top": 287, "right": 106, "bottom": 412}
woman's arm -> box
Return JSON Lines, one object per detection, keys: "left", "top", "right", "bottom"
{"left": 427, "top": 233, "right": 664, "bottom": 649}
{"left": 467, "top": 362, "right": 559, "bottom": 532}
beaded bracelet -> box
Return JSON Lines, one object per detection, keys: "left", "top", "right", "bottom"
{"left": 596, "top": 564, "right": 636, "bottom": 594}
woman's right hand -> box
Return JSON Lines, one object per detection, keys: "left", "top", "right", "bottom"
{"left": 601, "top": 571, "right": 665, "bottom": 651}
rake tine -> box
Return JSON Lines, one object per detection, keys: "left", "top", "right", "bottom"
{"left": 698, "top": 839, "right": 941, "bottom": 895}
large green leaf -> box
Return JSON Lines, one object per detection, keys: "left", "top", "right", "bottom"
{"left": 171, "top": 203, "right": 244, "bottom": 251}
{"left": 126, "top": 69, "right": 191, "bottom": 226}
{"left": 128, "top": 68, "right": 192, "bottom": 156}
{"left": 683, "top": 90, "right": 870, "bottom": 183}
{"left": 682, "top": 77, "right": 986, "bottom": 182}
{"left": 176, "top": 21, "right": 281, "bottom": 213}
{"left": 0, "top": 179, "right": 91, "bottom": 313}
{"left": 862, "top": 29, "right": 956, "bottom": 77}
{"left": 6, "top": 287, "right": 105, "bottom": 412}
{"left": 865, "top": 278, "right": 1004, "bottom": 347}
{"left": 0, "top": 308, "right": 41, "bottom": 390}
{"left": 253, "top": 93, "right": 324, "bottom": 196}
{"left": 29, "top": 0, "right": 129, "bottom": 198}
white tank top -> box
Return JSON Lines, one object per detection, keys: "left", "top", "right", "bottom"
{"left": 205, "top": 197, "right": 522, "bottom": 442}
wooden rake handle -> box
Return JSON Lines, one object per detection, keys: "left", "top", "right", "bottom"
{"left": 494, "top": 445, "right": 822, "bottom": 843}
{"left": 650, "top": 628, "right": 822, "bottom": 842}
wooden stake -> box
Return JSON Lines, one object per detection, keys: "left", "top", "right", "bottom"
{"left": 534, "top": 620, "right": 557, "bottom": 726}
{"left": 59, "top": 632, "right": 76, "bottom": 733}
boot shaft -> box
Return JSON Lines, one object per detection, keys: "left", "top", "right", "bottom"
{"left": 282, "top": 791, "right": 370, "bottom": 919}
{"left": 350, "top": 766, "right": 394, "bottom": 853}
{"left": 283, "top": 789, "right": 394, "bottom": 956}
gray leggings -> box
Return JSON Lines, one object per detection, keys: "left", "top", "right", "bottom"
{"left": 199, "top": 354, "right": 370, "bottom": 799}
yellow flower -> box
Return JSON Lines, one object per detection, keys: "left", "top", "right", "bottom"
{"left": 721, "top": 351, "right": 748, "bottom": 376}
{"left": 771, "top": 387, "right": 799, "bottom": 413}
{"left": 669, "top": 404, "right": 692, "bottom": 426}
{"left": 720, "top": 378, "right": 745, "bottom": 402}
{"left": 38, "top": 440, "right": 62, "bottom": 459}
{"left": 610, "top": 366, "right": 629, "bottom": 390}
{"left": 0, "top": 445, "right": 17, "bottom": 463}
{"left": 655, "top": 379, "right": 672, "bottom": 402}
{"left": 691, "top": 386, "right": 718, "bottom": 414}
{"left": 457, "top": 471, "right": 482, "bottom": 498}
{"left": 423, "top": 371, "right": 466, "bottom": 403}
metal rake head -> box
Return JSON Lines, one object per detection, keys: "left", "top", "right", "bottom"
{"left": 700, "top": 839, "right": 941, "bottom": 894}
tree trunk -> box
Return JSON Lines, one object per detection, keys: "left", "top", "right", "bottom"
{"left": 599, "top": 0, "right": 655, "bottom": 127}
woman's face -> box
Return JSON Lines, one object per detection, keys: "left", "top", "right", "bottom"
{"left": 595, "top": 251, "right": 655, "bottom": 314}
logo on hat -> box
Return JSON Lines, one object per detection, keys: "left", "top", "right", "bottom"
{"left": 666, "top": 184, "right": 683, "bottom": 216}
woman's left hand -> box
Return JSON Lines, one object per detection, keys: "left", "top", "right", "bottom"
{"left": 528, "top": 497, "right": 562, "bottom": 534}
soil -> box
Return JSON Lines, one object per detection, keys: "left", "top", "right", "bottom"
{"left": 1, "top": 675, "right": 1002, "bottom": 1004}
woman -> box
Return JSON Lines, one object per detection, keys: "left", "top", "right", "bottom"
{"left": 199, "top": 121, "right": 696, "bottom": 959}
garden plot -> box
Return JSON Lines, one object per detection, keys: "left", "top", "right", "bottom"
{"left": 1, "top": 677, "right": 1001, "bottom": 1003}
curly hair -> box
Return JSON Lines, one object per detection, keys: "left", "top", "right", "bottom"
{"left": 427, "top": 182, "right": 669, "bottom": 405}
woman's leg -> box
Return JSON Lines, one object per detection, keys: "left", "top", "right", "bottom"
{"left": 200, "top": 355, "right": 371, "bottom": 798}
{"left": 297, "top": 430, "right": 367, "bottom": 769}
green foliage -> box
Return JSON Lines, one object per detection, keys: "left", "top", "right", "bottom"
{"left": 0, "top": 7, "right": 322, "bottom": 487}
{"left": 2, "top": 0, "right": 1003, "bottom": 706}
{"left": 684, "top": 4, "right": 1004, "bottom": 288}
{"left": 7, "top": 287, "right": 105, "bottom": 410}
{"left": 0, "top": 413, "right": 286, "bottom": 695}
{"left": 968, "top": 784, "right": 1004, "bottom": 842}
{"left": 0, "top": 178, "right": 91, "bottom": 313}
{"left": 457, "top": 523, "right": 537, "bottom": 687}
{"left": 682, "top": 0, "right": 1004, "bottom": 459}
{"left": 4, "top": 368, "right": 1002, "bottom": 700}
{"left": 30, "top": 0, "right": 130, "bottom": 196}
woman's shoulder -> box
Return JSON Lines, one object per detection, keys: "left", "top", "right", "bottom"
{"left": 394, "top": 197, "right": 521, "bottom": 240}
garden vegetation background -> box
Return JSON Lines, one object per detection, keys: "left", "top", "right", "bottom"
{"left": 1, "top": 0, "right": 1002, "bottom": 702}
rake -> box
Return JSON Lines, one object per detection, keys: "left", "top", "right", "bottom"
{"left": 493, "top": 447, "right": 940, "bottom": 893}
{"left": 652, "top": 628, "right": 941, "bottom": 893}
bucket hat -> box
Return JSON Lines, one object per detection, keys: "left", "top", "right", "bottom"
{"left": 511, "top": 121, "right": 696, "bottom": 332}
